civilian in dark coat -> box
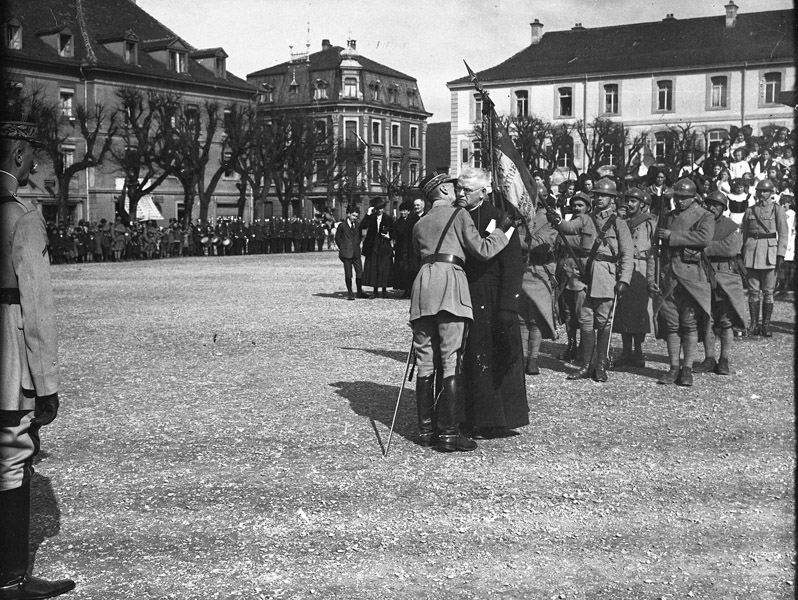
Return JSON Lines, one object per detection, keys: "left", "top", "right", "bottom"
{"left": 455, "top": 168, "right": 528, "bottom": 435}
{"left": 391, "top": 201, "right": 416, "bottom": 298}
{"left": 361, "top": 197, "right": 394, "bottom": 298}
{"left": 334, "top": 205, "right": 365, "bottom": 300}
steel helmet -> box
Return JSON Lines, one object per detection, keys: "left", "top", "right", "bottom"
{"left": 624, "top": 187, "right": 650, "bottom": 205}
{"left": 755, "top": 179, "right": 776, "bottom": 192}
{"left": 672, "top": 178, "right": 698, "bottom": 198}
{"left": 704, "top": 190, "right": 728, "bottom": 209}
{"left": 594, "top": 178, "right": 618, "bottom": 197}
{"left": 569, "top": 191, "right": 593, "bottom": 208}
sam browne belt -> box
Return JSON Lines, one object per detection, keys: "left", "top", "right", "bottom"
{"left": 748, "top": 232, "right": 777, "bottom": 239}
{"left": 422, "top": 253, "right": 465, "bottom": 269}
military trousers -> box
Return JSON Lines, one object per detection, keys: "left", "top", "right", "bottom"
{"left": 579, "top": 296, "right": 613, "bottom": 331}
{"left": 0, "top": 410, "right": 38, "bottom": 492}
{"left": 746, "top": 268, "right": 777, "bottom": 303}
{"left": 412, "top": 313, "right": 467, "bottom": 379}
{"left": 658, "top": 283, "right": 699, "bottom": 334}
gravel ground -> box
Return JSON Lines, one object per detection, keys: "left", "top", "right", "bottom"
{"left": 27, "top": 252, "right": 795, "bottom": 599}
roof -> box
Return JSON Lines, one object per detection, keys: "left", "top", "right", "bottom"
{"left": 449, "top": 9, "right": 794, "bottom": 87}
{"left": 2, "top": 0, "right": 256, "bottom": 93}
{"left": 248, "top": 46, "right": 416, "bottom": 82}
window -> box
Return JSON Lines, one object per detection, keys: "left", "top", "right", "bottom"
{"left": 344, "top": 120, "right": 357, "bottom": 149}
{"left": 656, "top": 80, "right": 673, "bottom": 112}
{"left": 314, "top": 119, "right": 327, "bottom": 139}
{"left": 708, "top": 129, "right": 727, "bottom": 146}
{"left": 555, "top": 144, "right": 572, "bottom": 169}
{"left": 59, "top": 33, "right": 73, "bottom": 57}
{"left": 407, "top": 88, "right": 419, "bottom": 108}
{"left": 315, "top": 159, "right": 327, "bottom": 183}
{"left": 387, "top": 85, "right": 399, "bottom": 104}
{"left": 558, "top": 87, "right": 573, "bottom": 117}
{"left": 369, "top": 80, "right": 381, "bottom": 102}
{"left": 169, "top": 50, "right": 186, "bottom": 73}
{"left": 709, "top": 75, "right": 728, "bottom": 109}
{"left": 654, "top": 132, "right": 667, "bottom": 162}
{"left": 409, "top": 125, "right": 418, "bottom": 149}
{"left": 124, "top": 41, "right": 137, "bottom": 65}
{"left": 344, "top": 77, "right": 358, "bottom": 98}
{"left": 59, "top": 89, "right": 74, "bottom": 118}
{"left": 515, "top": 90, "right": 529, "bottom": 117}
{"left": 314, "top": 79, "right": 329, "bottom": 101}
{"left": 61, "top": 145, "right": 74, "bottom": 168}
{"left": 603, "top": 143, "right": 620, "bottom": 167}
{"left": 222, "top": 151, "right": 234, "bottom": 178}
{"left": 391, "top": 123, "right": 400, "bottom": 146}
{"left": 473, "top": 141, "right": 482, "bottom": 169}
{"left": 763, "top": 72, "right": 782, "bottom": 105}
{"left": 371, "top": 159, "right": 381, "bottom": 180}
{"left": 184, "top": 104, "right": 199, "bottom": 127}
{"left": 223, "top": 108, "right": 234, "bottom": 132}
{"left": 603, "top": 84, "right": 619, "bottom": 114}
{"left": 5, "top": 22, "right": 21, "bottom": 49}
{"left": 391, "top": 161, "right": 401, "bottom": 180}
{"left": 371, "top": 120, "right": 382, "bottom": 145}
{"left": 409, "top": 163, "right": 418, "bottom": 184}
{"left": 215, "top": 56, "right": 226, "bottom": 78}
{"left": 473, "top": 94, "right": 482, "bottom": 123}
{"left": 260, "top": 85, "right": 274, "bottom": 103}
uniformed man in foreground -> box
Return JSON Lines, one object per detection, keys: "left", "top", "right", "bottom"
{"left": 410, "top": 170, "right": 515, "bottom": 452}
{"left": 651, "top": 178, "right": 715, "bottom": 386}
{"left": 0, "top": 113, "right": 76, "bottom": 598}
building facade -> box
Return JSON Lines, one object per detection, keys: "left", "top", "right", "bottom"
{"left": 247, "top": 39, "right": 431, "bottom": 219}
{"left": 2, "top": 0, "right": 256, "bottom": 225}
{"left": 448, "top": 3, "right": 794, "bottom": 183}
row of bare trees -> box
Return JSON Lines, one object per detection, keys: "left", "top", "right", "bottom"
{"left": 13, "top": 86, "right": 371, "bottom": 226}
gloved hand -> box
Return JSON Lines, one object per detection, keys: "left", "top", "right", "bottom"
{"left": 545, "top": 208, "right": 561, "bottom": 226}
{"left": 647, "top": 282, "right": 661, "bottom": 295}
{"left": 776, "top": 255, "right": 784, "bottom": 270}
{"left": 31, "top": 393, "right": 59, "bottom": 427}
{"left": 614, "top": 281, "right": 629, "bottom": 297}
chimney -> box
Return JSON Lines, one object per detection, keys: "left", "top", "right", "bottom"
{"left": 663, "top": 13, "right": 676, "bottom": 21}
{"left": 321, "top": 38, "right": 331, "bottom": 51}
{"left": 530, "top": 19, "right": 544, "bottom": 44}
{"left": 348, "top": 39, "right": 356, "bottom": 50}
{"left": 725, "top": 1, "right": 738, "bottom": 28}
{"left": 572, "top": 23, "right": 585, "bottom": 31}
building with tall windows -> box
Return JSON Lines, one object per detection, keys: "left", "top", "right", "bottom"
{"left": 447, "top": 3, "right": 794, "bottom": 182}
{"left": 248, "top": 39, "right": 431, "bottom": 218}
{"left": 2, "top": 0, "right": 255, "bottom": 224}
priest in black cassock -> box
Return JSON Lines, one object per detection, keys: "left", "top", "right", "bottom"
{"left": 455, "top": 167, "right": 529, "bottom": 437}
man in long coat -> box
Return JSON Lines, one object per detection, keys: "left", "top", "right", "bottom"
{"left": 551, "top": 178, "right": 633, "bottom": 382}
{"left": 410, "top": 170, "right": 514, "bottom": 452}
{"left": 693, "top": 191, "right": 747, "bottom": 376}
{"left": 390, "top": 201, "right": 415, "bottom": 298}
{"left": 361, "top": 197, "right": 394, "bottom": 298}
{"left": 741, "top": 178, "right": 788, "bottom": 337}
{"left": 652, "top": 178, "right": 715, "bottom": 386}
{"left": 0, "top": 113, "right": 76, "bottom": 598}
{"left": 455, "top": 167, "right": 528, "bottom": 436}
{"left": 613, "top": 187, "right": 657, "bottom": 368}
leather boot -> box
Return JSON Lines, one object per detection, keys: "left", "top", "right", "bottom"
{"left": 525, "top": 355, "right": 540, "bottom": 375}
{"left": 676, "top": 366, "right": 693, "bottom": 387}
{"left": 567, "top": 330, "right": 595, "bottom": 380}
{"left": 356, "top": 279, "right": 366, "bottom": 298}
{"left": 748, "top": 301, "right": 760, "bottom": 336}
{"left": 558, "top": 333, "right": 576, "bottom": 361}
{"left": 761, "top": 302, "right": 774, "bottom": 337}
{"left": 714, "top": 357, "right": 730, "bottom": 375}
{"left": 657, "top": 367, "right": 680, "bottom": 384}
{"left": 0, "top": 484, "right": 75, "bottom": 599}
{"left": 345, "top": 278, "right": 354, "bottom": 301}
{"left": 435, "top": 375, "right": 476, "bottom": 452}
{"left": 415, "top": 375, "right": 436, "bottom": 447}
{"left": 692, "top": 357, "right": 717, "bottom": 373}
{"left": 592, "top": 328, "right": 611, "bottom": 382}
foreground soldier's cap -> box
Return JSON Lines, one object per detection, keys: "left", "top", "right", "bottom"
{"left": 705, "top": 190, "right": 728, "bottom": 208}
{"left": 673, "top": 178, "right": 698, "bottom": 198}
{"left": 570, "top": 191, "right": 592, "bottom": 208}
{"left": 418, "top": 169, "right": 456, "bottom": 199}
{"left": 0, "top": 111, "right": 44, "bottom": 148}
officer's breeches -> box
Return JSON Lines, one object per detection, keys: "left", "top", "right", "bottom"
{"left": 412, "top": 315, "right": 467, "bottom": 379}
{"left": 0, "top": 411, "right": 38, "bottom": 492}
{"left": 579, "top": 296, "right": 613, "bottom": 331}
{"left": 746, "top": 268, "right": 776, "bottom": 303}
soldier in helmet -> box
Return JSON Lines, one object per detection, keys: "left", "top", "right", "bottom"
{"left": 548, "top": 178, "right": 633, "bottom": 382}
{"left": 694, "top": 191, "right": 747, "bottom": 375}
{"left": 613, "top": 187, "right": 657, "bottom": 368}
{"left": 651, "top": 178, "right": 715, "bottom": 386}
{"left": 740, "top": 178, "right": 788, "bottom": 336}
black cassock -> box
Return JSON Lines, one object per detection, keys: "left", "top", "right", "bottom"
{"left": 361, "top": 213, "right": 394, "bottom": 288}
{"left": 462, "top": 201, "right": 529, "bottom": 431}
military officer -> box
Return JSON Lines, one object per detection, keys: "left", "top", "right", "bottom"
{"left": 410, "top": 170, "right": 515, "bottom": 452}
{"left": 549, "top": 178, "right": 633, "bottom": 382}
{"left": 694, "top": 191, "right": 747, "bottom": 375}
{"left": 651, "top": 178, "right": 715, "bottom": 386}
{"left": 0, "top": 113, "right": 76, "bottom": 598}
{"left": 741, "top": 179, "right": 788, "bottom": 337}
{"left": 612, "top": 187, "right": 657, "bottom": 368}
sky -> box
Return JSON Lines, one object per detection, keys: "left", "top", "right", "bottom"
{"left": 137, "top": 0, "right": 793, "bottom": 122}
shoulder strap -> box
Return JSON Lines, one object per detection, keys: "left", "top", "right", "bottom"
{"left": 583, "top": 213, "right": 617, "bottom": 273}
{"left": 750, "top": 204, "right": 774, "bottom": 233}
{"left": 434, "top": 207, "right": 462, "bottom": 254}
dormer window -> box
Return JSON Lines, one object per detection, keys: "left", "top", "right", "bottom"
{"left": 125, "top": 40, "right": 138, "bottom": 65}
{"left": 259, "top": 83, "right": 274, "bottom": 103}
{"left": 407, "top": 87, "right": 419, "bottom": 108}
{"left": 59, "top": 33, "right": 74, "bottom": 58}
{"left": 169, "top": 49, "right": 187, "bottom": 73}
{"left": 4, "top": 19, "right": 21, "bottom": 50}
{"left": 369, "top": 80, "right": 382, "bottom": 102}
{"left": 289, "top": 69, "right": 299, "bottom": 94}
{"left": 215, "top": 56, "right": 226, "bottom": 78}
{"left": 314, "top": 79, "right": 329, "bottom": 101}
{"left": 387, "top": 84, "right": 399, "bottom": 104}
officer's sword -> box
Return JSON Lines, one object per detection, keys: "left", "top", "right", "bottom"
{"left": 384, "top": 340, "right": 416, "bottom": 458}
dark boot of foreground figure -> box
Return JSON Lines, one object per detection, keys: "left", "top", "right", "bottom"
{"left": 435, "top": 375, "right": 476, "bottom": 452}
{"left": 415, "top": 375, "right": 436, "bottom": 447}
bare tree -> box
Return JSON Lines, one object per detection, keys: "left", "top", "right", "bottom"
{"left": 235, "top": 110, "right": 287, "bottom": 220}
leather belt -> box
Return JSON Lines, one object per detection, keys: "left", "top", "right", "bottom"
{"left": 708, "top": 257, "right": 737, "bottom": 267}
{"left": 0, "top": 288, "right": 20, "bottom": 304}
{"left": 422, "top": 253, "right": 465, "bottom": 268}
{"left": 748, "top": 232, "right": 777, "bottom": 239}
{"left": 593, "top": 252, "right": 618, "bottom": 263}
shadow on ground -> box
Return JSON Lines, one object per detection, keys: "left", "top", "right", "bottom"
{"left": 29, "top": 459, "right": 61, "bottom": 573}
{"left": 340, "top": 347, "right": 408, "bottom": 363}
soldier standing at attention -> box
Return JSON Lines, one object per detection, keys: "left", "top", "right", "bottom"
{"left": 549, "top": 178, "right": 633, "bottom": 383}
{"left": 0, "top": 113, "right": 76, "bottom": 598}
{"left": 613, "top": 187, "right": 657, "bottom": 368}
{"left": 694, "top": 191, "right": 747, "bottom": 375}
{"left": 410, "top": 170, "right": 515, "bottom": 452}
{"left": 651, "top": 178, "right": 715, "bottom": 386}
{"left": 741, "top": 179, "right": 788, "bottom": 337}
